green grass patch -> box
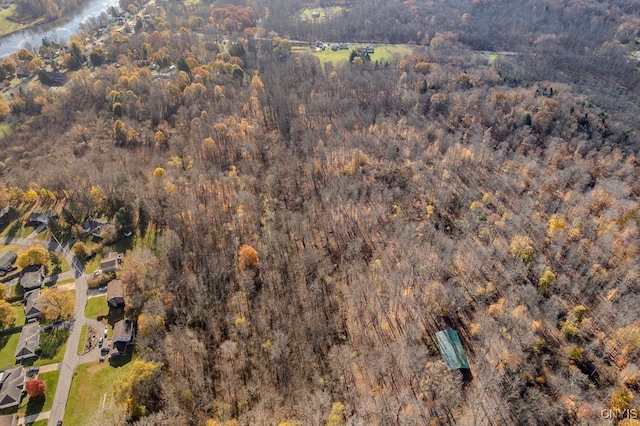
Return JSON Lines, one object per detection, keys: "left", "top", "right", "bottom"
{"left": 78, "top": 325, "right": 88, "bottom": 355}
{"left": 0, "top": 243, "right": 21, "bottom": 254}
{"left": 303, "top": 44, "right": 415, "bottom": 66}
{"left": 33, "top": 328, "right": 69, "bottom": 365}
{"left": 13, "top": 302, "right": 25, "bottom": 327}
{"left": 299, "top": 6, "right": 344, "bottom": 23}
{"left": 56, "top": 277, "right": 75, "bottom": 286}
{"left": 0, "top": 369, "right": 61, "bottom": 419}
{"left": 0, "top": 5, "right": 29, "bottom": 37}
{"left": 26, "top": 420, "right": 48, "bottom": 426}
{"left": 0, "top": 220, "right": 33, "bottom": 238}
{"left": 65, "top": 352, "right": 137, "bottom": 426}
{"left": 85, "top": 295, "right": 108, "bottom": 319}
{"left": 84, "top": 253, "right": 102, "bottom": 274}
{"left": 47, "top": 251, "right": 70, "bottom": 275}
{"left": 0, "top": 329, "right": 21, "bottom": 369}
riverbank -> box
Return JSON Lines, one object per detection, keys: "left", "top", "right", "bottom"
{"left": 0, "top": 5, "right": 45, "bottom": 38}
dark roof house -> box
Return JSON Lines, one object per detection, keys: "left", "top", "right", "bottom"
{"left": 27, "top": 210, "right": 56, "bottom": 226}
{"left": 0, "top": 206, "right": 15, "bottom": 227}
{"left": 100, "top": 252, "right": 123, "bottom": 273}
{"left": 19, "top": 264, "right": 46, "bottom": 291}
{"left": 107, "top": 279, "right": 125, "bottom": 308}
{"left": 82, "top": 218, "right": 108, "bottom": 239}
{"left": 435, "top": 329, "right": 470, "bottom": 371}
{"left": 15, "top": 323, "right": 40, "bottom": 361}
{"left": 0, "top": 366, "right": 24, "bottom": 409}
{"left": 112, "top": 319, "right": 134, "bottom": 356}
{"left": 0, "top": 251, "right": 17, "bottom": 274}
{"left": 24, "top": 289, "right": 42, "bottom": 321}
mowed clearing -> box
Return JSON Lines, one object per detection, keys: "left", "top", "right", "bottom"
{"left": 292, "top": 44, "right": 415, "bottom": 65}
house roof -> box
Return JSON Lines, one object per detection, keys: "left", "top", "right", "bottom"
{"left": 82, "top": 218, "right": 108, "bottom": 238}
{"left": 24, "top": 289, "right": 42, "bottom": 318}
{"left": 435, "top": 329, "right": 470, "bottom": 370}
{"left": 28, "top": 210, "right": 56, "bottom": 225}
{"left": 100, "top": 252, "right": 122, "bottom": 272}
{"left": 107, "top": 279, "right": 124, "bottom": 301}
{"left": 19, "top": 264, "right": 45, "bottom": 291}
{"left": 0, "top": 251, "right": 16, "bottom": 271}
{"left": 113, "top": 319, "right": 134, "bottom": 344}
{"left": 15, "top": 323, "right": 40, "bottom": 360}
{"left": 0, "top": 365, "right": 24, "bottom": 409}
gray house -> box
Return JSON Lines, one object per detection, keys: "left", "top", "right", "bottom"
{"left": 0, "top": 366, "right": 25, "bottom": 409}
{"left": 112, "top": 319, "right": 134, "bottom": 356}
{"left": 24, "top": 289, "right": 42, "bottom": 321}
{"left": 15, "top": 323, "right": 40, "bottom": 361}
{"left": 19, "top": 264, "right": 46, "bottom": 291}
{"left": 0, "top": 251, "right": 17, "bottom": 275}
{"left": 107, "top": 279, "right": 125, "bottom": 308}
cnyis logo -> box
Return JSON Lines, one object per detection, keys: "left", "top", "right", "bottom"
{"left": 600, "top": 408, "right": 639, "bottom": 419}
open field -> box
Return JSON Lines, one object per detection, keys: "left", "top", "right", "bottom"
{"left": 293, "top": 44, "right": 416, "bottom": 66}
{"left": 299, "top": 6, "right": 344, "bottom": 23}
{"left": 65, "top": 352, "right": 136, "bottom": 425}
{"left": 0, "top": 5, "right": 28, "bottom": 38}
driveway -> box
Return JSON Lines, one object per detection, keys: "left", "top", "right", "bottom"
{"left": 0, "top": 235, "right": 88, "bottom": 425}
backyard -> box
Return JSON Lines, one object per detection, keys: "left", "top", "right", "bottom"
{"left": 293, "top": 44, "right": 415, "bottom": 66}
{"left": 0, "top": 370, "right": 59, "bottom": 418}
{"left": 65, "top": 352, "right": 136, "bottom": 425}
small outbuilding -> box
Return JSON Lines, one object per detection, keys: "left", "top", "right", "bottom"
{"left": 435, "top": 329, "right": 470, "bottom": 370}
{"left": 0, "top": 251, "right": 17, "bottom": 275}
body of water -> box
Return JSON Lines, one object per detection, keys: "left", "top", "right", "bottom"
{"left": 0, "top": 0, "right": 120, "bottom": 57}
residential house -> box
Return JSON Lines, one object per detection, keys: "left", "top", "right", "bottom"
{"left": 24, "top": 289, "right": 42, "bottom": 321}
{"left": 107, "top": 279, "right": 125, "bottom": 308}
{"left": 15, "top": 323, "right": 40, "bottom": 361}
{"left": 27, "top": 210, "right": 56, "bottom": 226}
{"left": 82, "top": 217, "right": 108, "bottom": 239}
{"left": 111, "top": 319, "right": 134, "bottom": 356}
{"left": 0, "top": 251, "right": 17, "bottom": 275}
{"left": 0, "top": 366, "right": 25, "bottom": 409}
{"left": 19, "top": 264, "right": 46, "bottom": 291}
{"left": 0, "top": 206, "right": 15, "bottom": 227}
{"left": 100, "top": 252, "right": 123, "bottom": 273}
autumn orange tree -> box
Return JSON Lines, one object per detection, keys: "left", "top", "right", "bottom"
{"left": 238, "top": 244, "right": 259, "bottom": 270}
{"left": 26, "top": 378, "right": 46, "bottom": 398}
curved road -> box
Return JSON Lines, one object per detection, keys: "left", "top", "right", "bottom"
{"left": 0, "top": 235, "right": 88, "bottom": 425}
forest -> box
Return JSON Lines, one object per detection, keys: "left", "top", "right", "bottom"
{"left": 1, "top": 0, "right": 640, "bottom": 424}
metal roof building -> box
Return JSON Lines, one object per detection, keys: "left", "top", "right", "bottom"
{"left": 435, "top": 329, "right": 470, "bottom": 370}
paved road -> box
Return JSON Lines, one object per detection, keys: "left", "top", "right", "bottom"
{"left": 0, "top": 235, "right": 88, "bottom": 425}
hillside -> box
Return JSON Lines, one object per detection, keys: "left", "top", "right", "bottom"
{"left": 0, "top": 0, "right": 640, "bottom": 424}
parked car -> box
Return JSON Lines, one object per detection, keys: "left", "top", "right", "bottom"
{"left": 43, "top": 325, "right": 53, "bottom": 332}
{"left": 104, "top": 328, "right": 108, "bottom": 338}
{"left": 98, "top": 337, "right": 103, "bottom": 348}
{"left": 101, "top": 346, "right": 110, "bottom": 356}
{"left": 93, "top": 269, "right": 102, "bottom": 277}
{"left": 26, "top": 367, "right": 39, "bottom": 377}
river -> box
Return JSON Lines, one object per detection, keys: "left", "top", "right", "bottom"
{"left": 0, "top": 0, "right": 120, "bottom": 58}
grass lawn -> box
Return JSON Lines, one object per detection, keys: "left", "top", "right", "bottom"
{"left": 0, "top": 5, "right": 28, "bottom": 37}
{"left": 77, "top": 325, "right": 88, "bottom": 355}
{"left": 0, "top": 329, "right": 20, "bottom": 369}
{"left": 0, "top": 244, "right": 21, "bottom": 255}
{"left": 48, "top": 251, "right": 70, "bottom": 275}
{"left": 32, "top": 328, "right": 69, "bottom": 366}
{"left": 85, "top": 295, "right": 108, "bottom": 319}
{"left": 26, "top": 420, "right": 48, "bottom": 426}
{"left": 302, "top": 44, "right": 415, "bottom": 66}
{"left": 0, "top": 220, "right": 33, "bottom": 238}
{"left": 56, "top": 277, "right": 75, "bottom": 286}
{"left": 299, "top": 6, "right": 344, "bottom": 23}
{"left": 65, "top": 352, "right": 137, "bottom": 426}
{"left": 13, "top": 302, "right": 25, "bottom": 327}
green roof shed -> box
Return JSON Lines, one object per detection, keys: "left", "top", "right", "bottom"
{"left": 435, "top": 329, "right": 470, "bottom": 370}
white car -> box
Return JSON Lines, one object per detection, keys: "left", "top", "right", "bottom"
{"left": 104, "top": 328, "right": 108, "bottom": 338}
{"left": 92, "top": 269, "right": 102, "bottom": 277}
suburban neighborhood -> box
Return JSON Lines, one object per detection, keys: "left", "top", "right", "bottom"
{"left": 0, "top": 205, "right": 136, "bottom": 425}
